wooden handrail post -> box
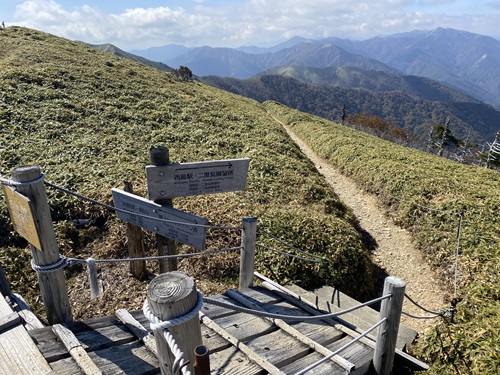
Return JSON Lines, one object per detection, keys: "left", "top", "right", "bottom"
{"left": 147, "top": 272, "right": 203, "bottom": 375}
{"left": 148, "top": 146, "right": 177, "bottom": 273}
{"left": 124, "top": 181, "right": 146, "bottom": 279}
{"left": 373, "top": 276, "right": 406, "bottom": 375}
{"left": 239, "top": 217, "right": 257, "bottom": 290}
{"left": 11, "top": 165, "right": 72, "bottom": 324}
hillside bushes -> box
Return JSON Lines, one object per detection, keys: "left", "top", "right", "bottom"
{"left": 264, "top": 100, "right": 500, "bottom": 374}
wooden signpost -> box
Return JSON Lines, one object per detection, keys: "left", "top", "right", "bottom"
{"left": 146, "top": 158, "right": 250, "bottom": 200}
{"left": 112, "top": 188, "right": 208, "bottom": 250}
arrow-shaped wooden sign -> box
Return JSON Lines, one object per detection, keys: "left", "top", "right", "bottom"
{"left": 146, "top": 158, "right": 250, "bottom": 200}
{"left": 112, "top": 188, "right": 207, "bottom": 250}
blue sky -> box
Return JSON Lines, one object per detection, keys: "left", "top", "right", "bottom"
{"left": 2, "top": 0, "right": 499, "bottom": 50}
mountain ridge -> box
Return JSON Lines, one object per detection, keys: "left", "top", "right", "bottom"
{"left": 131, "top": 28, "right": 500, "bottom": 109}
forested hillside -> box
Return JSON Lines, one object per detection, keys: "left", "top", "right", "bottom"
{"left": 200, "top": 74, "right": 500, "bottom": 144}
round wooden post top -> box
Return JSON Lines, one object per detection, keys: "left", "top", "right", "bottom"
{"left": 385, "top": 276, "right": 406, "bottom": 288}
{"left": 147, "top": 271, "right": 198, "bottom": 321}
{"left": 12, "top": 165, "right": 42, "bottom": 181}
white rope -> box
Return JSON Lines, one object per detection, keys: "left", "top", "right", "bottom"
{"left": 202, "top": 293, "right": 391, "bottom": 321}
{"left": 142, "top": 292, "right": 204, "bottom": 375}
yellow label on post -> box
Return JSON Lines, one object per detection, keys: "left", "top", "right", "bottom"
{"left": 2, "top": 185, "right": 42, "bottom": 250}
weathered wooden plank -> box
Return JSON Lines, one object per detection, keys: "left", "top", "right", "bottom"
{"left": 279, "top": 352, "right": 350, "bottom": 375}
{"left": 0, "top": 294, "right": 54, "bottom": 374}
{"left": 326, "top": 337, "right": 373, "bottom": 374}
{"left": 209, "top": 346, "right": 264, "bottom": 375}
{"left": 49, "top": 356, "right": 84, "bottom": 375}
{"left": 0, "top": 312, "right": 21, "bottom": 333}
{"left": 115, "top": 309, "right": 157, "bottom": 356}
{"left": 65, "top": 315, "right": 123, "bottom": 333}
{"left": 30, "top": 326, "right": 68, "bottom": 362}
{"left": 237, "top": 286, "right": 284, "bottom": 306}
{"left": 201, "top": 325, "right": 231, "bottom": 353}
{"left": 89, "top": 340, "right": 159, "bottom": 375}
{"left": 200, "top": 312, "right": 284, "bottom": 375}
{"left": 130, "top": 310, "right": 152, "bottom": 330}
{"left": 227, "top": 290, "right": 354, "bottom": 372}
{"left": 129, "top": 309, "right": 234, "bottom": 354}
{"left": 245, "top": 329, "right": 310, "bottom": 368}
{"left": 73, "top": 321, "right": 137, "bottom": 351}
{"left": 289, "top": 283, "right": 417, "bottom": 350}
{"left": 52, "top": 324, "right": 103, "bottom": 375}
{"left": 289, "top": 321, "right": 345, "bottom": 346}
{"left": 212, "top": 312, "right": 276, "bottom": 341}
{"left": 263, "top": 300, "right": 319, "bottom": 317}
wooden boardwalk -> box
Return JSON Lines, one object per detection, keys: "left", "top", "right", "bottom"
{"left": 1, "top": 281, "right": 428, "bottom": 374}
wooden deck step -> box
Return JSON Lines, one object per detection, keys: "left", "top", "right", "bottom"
{"left": 29, "top": 313, "right": 159, "bottom": 374}
{"left": 285, "top": 284, "right": 417, "bottom": 350}
{"left": 232, "top": 287, "right": 369, "bottom": 374}
{"left": 0, "top": 294, "right": 53, "bottom": 375}
{"left": 256, "top": 275, "right": 428, "bottom": 372}
{"left": 203, "top": 288, "right": 357, "bottom": 374}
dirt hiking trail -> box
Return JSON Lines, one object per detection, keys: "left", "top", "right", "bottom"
{"left": 283, "top": 125, "right": 448, "bottom": 336}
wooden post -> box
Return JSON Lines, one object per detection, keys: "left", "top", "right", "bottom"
{"left": 373, "top": 276, "right": 406, "bottom": 375}
{"left": 12, "top": 165, "right": 72, "bottom": 324}
{"left": 147, "top": 272, "right": 203, "bottom": 375}
{"left": 148, "top": 146, "right": 177, "bottom": 273}
{"left": 124, "top": 181, "right": 146, "bottom": 279}
{"left": 239, "top": 217, "right": 257, "bottom": 290}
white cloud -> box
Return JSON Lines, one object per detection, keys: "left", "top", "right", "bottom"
{"left": 10, "top": 0, "right": 500, "bottom": 50}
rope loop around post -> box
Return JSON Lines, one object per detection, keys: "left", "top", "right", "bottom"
{"left": 143, "top": 291, "right": 204, "bottom": 331}
{"left": 31, "top": 255, "right": 69, "bottom": 273}
{"left": 0, "top": 172, "right": 46, "bottom": 187}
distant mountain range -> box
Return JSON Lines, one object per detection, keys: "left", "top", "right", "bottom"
{"left": 131, "top": 28, "right": 500, "bottom": 110}
{"left": 91, "top": 28, "right": 500, "bottom": 144}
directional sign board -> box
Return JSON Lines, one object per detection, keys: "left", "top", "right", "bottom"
{"left": 112, "top": 188, "right": 207, "bottom": 250}
{"left": 146, "top": 158, "right": 250, "bottom": 200}
{"left": 2, "top": 186, "right": 42, "bottom": 250}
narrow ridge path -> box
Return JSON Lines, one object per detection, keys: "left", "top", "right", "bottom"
{"left": 282, "top": 124, "right": 448, "bottom": 336}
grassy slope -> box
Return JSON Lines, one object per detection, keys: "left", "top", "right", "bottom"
{"left": 264, "top": 101, "right": 500, "bottom": 374}
{"left": 0, "top": 27, "right": 375, "bottom": 318}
